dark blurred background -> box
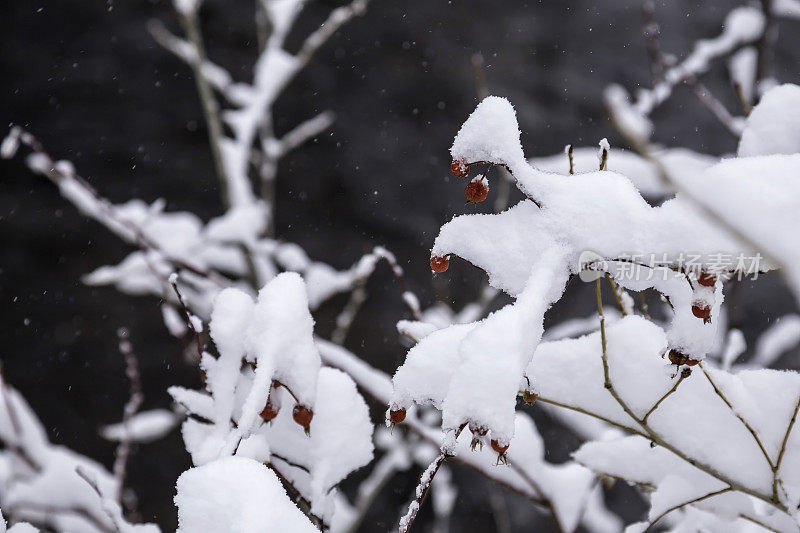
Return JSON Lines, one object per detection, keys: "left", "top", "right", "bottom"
{"left": 2, "top": 0, "right": 799, "bottom": 531}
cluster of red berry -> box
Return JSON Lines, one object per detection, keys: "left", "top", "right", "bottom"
{"left": 690, "top": 271, "right": 716, "bottom": 319}
{"left": 260, "top": 380, "right": 314, "bottom": 432}
{"left": 451, "top": 159, "right": 489, "bottom": 203}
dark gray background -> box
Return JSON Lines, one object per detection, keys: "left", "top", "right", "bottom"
{"left": 2, "top": 0, "right": 799, "bottom": 530}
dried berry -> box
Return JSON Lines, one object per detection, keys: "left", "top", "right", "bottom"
{"left": 292, "top": 405, "right": 313, "bottom": 428}
{"left": 430, "top": 255, "right": 449, "bottom": 273}
{"left": 685, "top": 358, "right": 700, "bottom": 366}
{"left": 260, "top": 401, "right": 279, "bottom": 422}
{"left": 522, "top": 390, "right": 539, "bottom": 405}
{"left": 450, "top": 159, "right": 470, "bottom": 178}
{"left": 491, "top": 439, "right": 509, "bottom": 454}
{"left": 465, "top": 179, "right": 488, "bottom": 203}
{"left": 697, "top": 272, "right": 716, "bottom": 287}
{"left": 668, "top": 349, "right": 689, "bottom": 366}
{"left": 691, "top": 302, "right": 711, "bottom": 319}
{"left": 389, "top": 407, "right": 406, "bottom": 425}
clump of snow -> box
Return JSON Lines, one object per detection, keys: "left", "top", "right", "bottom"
{"left": 450, "top": 96, "right": 525, "bottom": 170}
{"left": 175, "top": 456, "right": 317, "bottom": 533}
{"left": 738, "top": 84, "right": 800, "bottom": 156}
{"left": 100, "top": 409, "right": 180, "bottom": 443}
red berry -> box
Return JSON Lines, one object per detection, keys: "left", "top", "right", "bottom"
{"left": 668, "top": 349, "right": 688, "bottom": 366}
{"left": 685, "top": 359, "right": 700, "bottom": 366}
{"left": 260, "top": 401, "right": 279, "bottom": 422}
{"left": 430, "top": 255, "right": 449, "bottom": 273}
{"left": 697, "top": 272, "right": 716, "bottom": 287}
{"left": 450, "top": 159, "right": 470, "bottom": 178}
{"left": 389, "top": 407, "right": 406, "bottom": 425}
{"left": 490, "top": 439, "right": 509, "bottom": 454}
{"left": 292, "top": 405, "right": 313, "bottom": 428}
{"left": 691, "top": 302, "right": 710, "bottom": 319}
{"left": 465, "top": 180, "right": 489, "bottom": 203}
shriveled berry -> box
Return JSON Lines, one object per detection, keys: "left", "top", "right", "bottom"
{"left": 465, "top": 180, "right": 489, "bottom": 203}
{"left": 292, "top": 405, "right": 313, "bottom": 428}
{"left": 522, "top": 390, "right": 539, "bottom": 405}
{"left": 389, "top": 407, "right": 406, "bottom": 425}
{"left": 430, "top": 255, "right": 449, "bottom": 273}
{"left": 668, "top": 349, "right": 688, "bottom": 366}
{"left": 469, "top": 422, "right": 487, "bottom": 437}
{"left": 450, "top": 159, "right": 470, "bottom": 178}
{"left": 685, "top": 359, "right": 700, "bottom": 366}
{"left": 260, "top": 401, "right": 279, "bottom": 422}
{"left": 691, "top": 302, "right": 711, "bottom": 319}
{"left": 490, "top": 439, "right": 509, "bottom": 454}
{"left": 697, "top": 272, "right": 716, "bottom": 287}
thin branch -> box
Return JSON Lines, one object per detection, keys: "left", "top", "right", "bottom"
{"left": 176, "top": 10, "right": 235, "bottom": 208}
{"left": 643, "top": 487, "right": 732, "bottom": 532}
{"left": 755, "top": 0, "right": 778, "bottom": 94}
{"left": 6, "top": 129, "right": 230, "bottom": 286}
{"left": 10, "top": 501, "right": 116, "bottom": 533}
{"left": 605, "top": 274, "right": 628, "bottom": 317}
{"left": 641, "top": 3, "right": 743, "bottom": 136}
{"left": 344, "top": 450, "right": 404, "bottom": 533}
{"left": 642, "top": 369, "right": 688, "bottom": 424}
{"left": 170, "top": 274, "right": 204, "bottom": 363}
{"left": 398, "top": 426, "right": 464, "bottom": 533}
{"left": 595, "top": 278, "right": 645, "bottom": 429}
{"left": 699, "top": 363, "right": 775, "bottom": 470}
{"left": 295, "top": 0, "right": 371, "bottom": 73}
{"left": 773, "top": 394, "right": 800, "bottom": 502}
{"left": 642, "top": 1, "right": 664, "bottom": 86}
{"left": 266, "top": 462, "right": 327, "bottom": 530}
{"left": 739, "top": 512, "right": 782, "bottom": 533}
{"left": 587, "top": 281, "right": 790, "bottom": 512}
{"left": 112, "top": 328, "right": 144, "bottom": 507}
{"left": 147, "top": 20, "right": 233, "bottom": 95}
{"left": 331, "top": 283, "right": 368, "bottom": 345}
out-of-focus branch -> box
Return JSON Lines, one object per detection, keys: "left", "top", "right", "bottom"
{"left": 633, "top": 6, "right": 765, "bottom": 117}
{"left": 147, "top": 20, "right": 233, "bottom": 95}
{"left": 2, "top": 128, "right": 230, "bottom": 287}
{"left": 112, "top": 328, "right": 144, "bottom": 507}
{"left": 176, "top": 10, "right": 237, "bottom": 208}
{"left": 756, "top": 0, "right": 778, "bottom": 95}
{"left": 295, "top": 0, "right": 371, "bottom": 73}
{"left": 640, "top": 3, "right": 744, "bottom": 136}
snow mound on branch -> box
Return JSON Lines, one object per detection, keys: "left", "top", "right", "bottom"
{"left": 533, "top": 315, "right": 800, "bottom": 503}
{"left": 172, "top": 275, "right": 372, "bottom": 523}
{"left": 450, "top": 96, "right": 525, "bottom": 169}
{"left": 450, "top": 412, "right": 595, "bottom": 533}
{"left": 739, "top": 84, "right": 800, "bottom": 157}
{"left": 175, "top": 456, "right": 317, "bottom": 533}
{"left": 100, "top": 409, "right": 180, "bottom": 443}
{"left": 531, "top": 147, "right": 716, "bottom": 199}
{"left": 263, "top": 368, "right": 374, "bottom": 516}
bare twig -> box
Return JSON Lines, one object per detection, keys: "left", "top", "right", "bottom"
{"left": 176, "top": 10, "right": 236, "bottom": 208}
{"left": 398, "top": 426, "right": 464, "bottom": 533}
{"left": 170, "top": 274, "right": 204, "bottom": 362}
{"left": 643, "top": 487, "right": 732, "bottom": 532}
{"left": 6, "top": 129, "right": 230, "bottom": 287}
{"left": 266, "top": 462, "right": 327, "bottom": 530}
{"left": 773, "top": 394, "right": 800, "bottom": 502}
{"left": 756, "top": 0, "right": 777, "bottom": 95}
{"left": 112, "top": 328, "right": 144, "bottom": 507}
{"left": 699, "top": 363, "right": 775, "bottom": 471}
{"left": 642, "top": 370, "right": 688, "bottom": 424}
{"left": 642, "top": 1, "right": 664, "bottom": 86}
{"left": 331, "top": 283, "right": 368, "bottom": 345}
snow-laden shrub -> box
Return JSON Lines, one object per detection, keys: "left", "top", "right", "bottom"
{"left": 3, "top": 1, "right": 800, "bottom": 532}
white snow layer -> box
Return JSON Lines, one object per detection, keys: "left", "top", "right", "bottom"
{"left": 175, "top": 456, "right": 317, "bottom": 533}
